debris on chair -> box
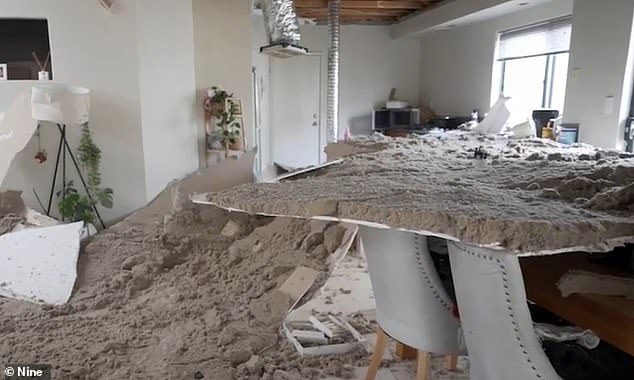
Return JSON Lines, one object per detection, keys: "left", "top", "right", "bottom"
{"left": 283, "top": 314, "right": 367, "bottom": 356}
{"left": 557, "top": 270, "right": 634, "bottom": 300}
{"left": 534, "top": 322, "right": 600, "bottom": 349}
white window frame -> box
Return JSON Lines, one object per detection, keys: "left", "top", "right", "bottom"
{"left": 491, "top": 16, "right": 572, "bottom": 110}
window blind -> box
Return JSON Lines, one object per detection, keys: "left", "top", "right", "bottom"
{"left": 498, "top": 17, "right": 572, "bottom": 61}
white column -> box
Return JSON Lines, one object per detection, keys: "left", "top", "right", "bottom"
{"left": 563, "top": 0, "right": 634, "bottom": 149}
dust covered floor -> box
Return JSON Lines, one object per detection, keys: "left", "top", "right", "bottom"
{"left": 209, "top": 133, "right": 634, "bottom": 254}
{"left": 0, "top": 204, "right": 373, "bottom": 379}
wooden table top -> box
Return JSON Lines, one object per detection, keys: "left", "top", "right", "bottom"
{"left": 522, "top": 253, "right": 634, "bottom": 357}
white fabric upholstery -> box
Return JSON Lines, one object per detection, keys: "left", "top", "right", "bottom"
{"left": 359, "top": 227, "right": 461, "bottom": 354}
{"left": 447, "top": 241, "right": 562, "bottom": 380}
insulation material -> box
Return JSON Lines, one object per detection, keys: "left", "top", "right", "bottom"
{"left": 0, "top": 222, "right": 83, "bottom": 305}
{"left": 558, "top": 270, "right": 634, "bottom": 300}
{"left": 0, "top": 92, "right": 38, "bottom": 186}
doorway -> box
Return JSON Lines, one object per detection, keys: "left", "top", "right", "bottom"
{"left": 271, "top": 53, "right": 324, "bottom": 169}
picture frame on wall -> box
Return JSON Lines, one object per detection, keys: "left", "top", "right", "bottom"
{"left": 0, "top": 64, "right": 7, "bottom": 80}
{"left": 234, "top": 117, "right": 247, "bottom": 151}
{"left": 226, "top": 98, "right": 243, "bottom": 116}
{"left": 234, "top": 117, "right": 245, "bottom": 134}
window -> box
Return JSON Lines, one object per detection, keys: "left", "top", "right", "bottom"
{"left": 0, "top": 19, "right": 52, "bottom": 80}
{"left": 494, "top": 17, "right": 572, "bottom": 126}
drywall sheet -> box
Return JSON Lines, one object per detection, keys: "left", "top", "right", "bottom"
{"left": 0, "top": 92, "right": 38, "bottom": 187}
{"left": 0, "top": 222, "right": 83, "bottom": 305}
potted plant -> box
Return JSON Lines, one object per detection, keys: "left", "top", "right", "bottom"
{"left": 216, "top": 103, "right": 242, "bottom": 156}
{"left": 204, "top": 86, "right": 233, "bottom": 117}
{"left": 57, "top": 124, "right": 113, "bottom": 226}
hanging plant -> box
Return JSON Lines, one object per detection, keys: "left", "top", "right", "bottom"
{"left": 57, "top": 124, "right": 113, "bottom": 225}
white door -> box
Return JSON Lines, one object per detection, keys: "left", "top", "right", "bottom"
{"left": 271, "top": 54, "right": 322, "bottom": 168}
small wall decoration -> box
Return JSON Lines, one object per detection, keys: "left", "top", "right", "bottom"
{"left": 32, "top": 52, "right": 51, "bottom": 81}
{"left": 0, "top": 64, "right": 7, "bottom": 80}
{"left": 226, "top": 98, "right": 243, "bottom": 116}
{"left": 98, "top": 0, "right": 117, "bottom": 12}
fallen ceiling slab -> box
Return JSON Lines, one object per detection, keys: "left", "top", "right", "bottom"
{"left": 203, "top": 133, "right": 634, "bottom": 255}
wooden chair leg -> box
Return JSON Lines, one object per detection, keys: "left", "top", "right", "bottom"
{"left": 416, "top": 351, "right": 430, "bottom": 380}
{"left": 446, "top": 355, "right": 458, "bottom": 371}
{"left": 365, "top": 327, "right": 388, "bottom": 380}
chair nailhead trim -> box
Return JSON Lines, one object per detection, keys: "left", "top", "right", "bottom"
{"left": 414, "top": 236, "right": 453, "bottom": 312}
{"left": 455, "top": 244, "right": 546, "bottom": 380}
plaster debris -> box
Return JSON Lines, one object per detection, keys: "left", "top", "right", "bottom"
{"left": 0, "top": 202, "right": 362, "bottom": 379}
{"left": 558, "top": 270, "right": 634, "bottom": 300}
{"left": 208, "top": 132, "right": 634, "bottom": 253}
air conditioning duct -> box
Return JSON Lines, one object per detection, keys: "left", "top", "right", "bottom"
{"left": 259, "top": 0, "right": 309, "bottom": 58}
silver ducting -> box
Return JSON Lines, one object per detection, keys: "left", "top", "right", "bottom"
{"left": 326, "top": 0, "right": 340, "bottom": 143}
{"left": 259, "top": 0, "right": 308, "bottom": 58}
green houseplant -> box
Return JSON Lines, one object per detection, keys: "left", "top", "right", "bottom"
{"left": 57, "top": 124, "right": 113, "bottom": 225}
{"left": 216, "top": 102, "right": 242, "bottom": 155}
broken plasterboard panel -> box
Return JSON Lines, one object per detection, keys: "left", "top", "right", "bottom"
{"left": 0, "top": 190, "right": 27, "bottom": 218}
{"left": 127, "top": 150, "right": 256, "bottom": 225}
{"left": 190, "top": 194, "right": 634, "bottom": 257}
{"left": 0, "top": 92, "right": 39, "bottom": 187}
{"left": 558, "top": 270, "right": 634, "bottom": 300}
{"left": 0, "top": 222, "right": 83, "bottom": 305}
{"left": 279, "top": 266, "right": 320, "bottom": 312}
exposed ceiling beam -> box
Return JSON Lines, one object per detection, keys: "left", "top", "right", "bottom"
{"left": 294, "top": 1, "right": 426, "bottom": 10}
{"left": 298, "top": 8, "right": 409, "bottom": 17}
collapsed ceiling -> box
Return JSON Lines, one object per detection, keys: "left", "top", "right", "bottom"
{"left": 294, "top": 0, "right": 449, "bottom": 24}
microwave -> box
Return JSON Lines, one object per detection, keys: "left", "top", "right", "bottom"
{"left": 373, "top": 108, "right": 420, "bottom": 131}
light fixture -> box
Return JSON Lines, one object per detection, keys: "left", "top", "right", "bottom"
{"left": 31, "top": 84, "right": 106, "bottom": 228}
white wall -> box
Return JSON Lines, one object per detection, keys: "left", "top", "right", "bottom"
{"left": 563, "top": 0, "right": 634, "bottom": 149}
{"left": 193, "top": 0, "right": 254, "bottom": 166}
{"left": 0, "top": 0, "right": 147, "bottom": 222}
{"left": 419, "top": 0, "right": 573, "bottom": 116}
{"left": 252, "top": 12, "right": 273, "bottom": 171}
{"left": 300, "top": 25, "right": 421, "bottom": 136}
{"left": 135, "top": 0, "right": 198, "bottom": 199}
{"left": 0, "top": 0, "right": 199, "bottom": 222}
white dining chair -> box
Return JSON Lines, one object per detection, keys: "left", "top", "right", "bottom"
{"left": 447, "top": 241, "right": 562, "bottom": 380}
{"left": 359, "top": 227, "right": 462, "bottom": 380}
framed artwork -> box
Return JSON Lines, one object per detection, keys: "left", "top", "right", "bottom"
{"left": 234, "top": 117, "right": 247, "bottom": 151}
{"left": 0, "top": 64, "right": 7, "bottom": 80}
{"left": 226, "top": 98, "right": 243, "bottom": 116}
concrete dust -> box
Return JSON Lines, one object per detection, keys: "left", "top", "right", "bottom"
{"left": 0, "top": 202, "right": 362, "bottom": 379}
{"left": 209, "top": 133, "right": 634, "bottom": 253}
